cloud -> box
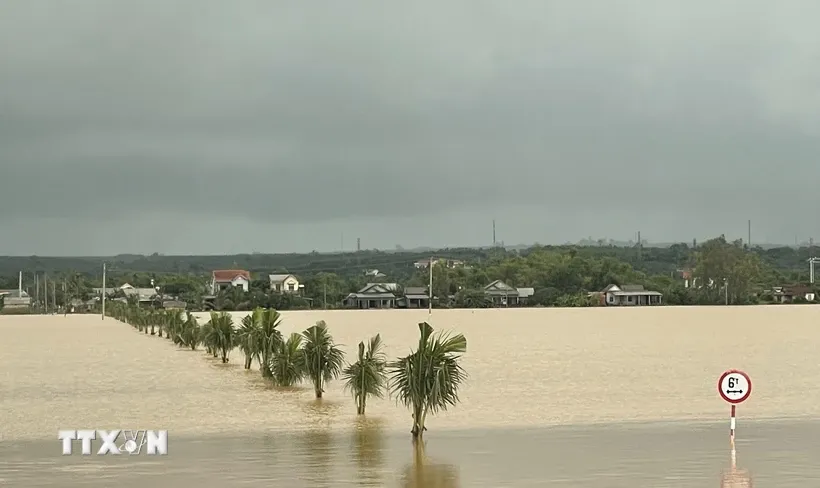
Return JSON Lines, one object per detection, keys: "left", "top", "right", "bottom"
{"left": 1, "top": 0, "right": 820, "bottom": 254}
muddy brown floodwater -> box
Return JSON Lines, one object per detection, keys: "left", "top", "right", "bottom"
{"left": 2, "top": 306, "right": 819, "bottom": 486}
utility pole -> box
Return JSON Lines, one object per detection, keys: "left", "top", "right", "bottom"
{"left": 101, "top": 262, "right": 106, "bottom": 320}
{"left": 725, "top": 279, "right": 729, "bottom": 306}
{"left": 637, "top": 231, "right": 642, "bottom": 262}
{"left": 44, "top": 274, "right": 48, "bottom": 314}
{"left": 323, "top": 282, "right": 327, "bottom": 309}
{"left": 356, "top": 237, "right": 361, "bottom": 252}
{"left": 747, "top": 220, "right": 751, "bottom": 249}
{"left": 428, "top": 256, "right": 433, "bottom": 316}
{"left": 35, "top": 274, "right": 40, "bottom": 311}
{"left": 492, "top": 220, "right": 496, "bottom": 247}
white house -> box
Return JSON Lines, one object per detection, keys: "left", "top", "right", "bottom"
{"left": 210, "top": 270, "right": 250, "bottom": 294}
{"left": 601, "top": 284, "right": 662, "bottom": 306}
{"left": 269, "top": 274, "right": 301, "bottom": 293}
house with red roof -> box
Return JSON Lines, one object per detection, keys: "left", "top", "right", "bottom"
{"left": 210, "top": 269, "right": 250, "bottom": 294}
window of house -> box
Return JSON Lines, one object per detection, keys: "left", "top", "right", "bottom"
{"left": 288, "top": 283, "right": 295, "bottom": 291}
{"left": 628, "top": 296, "right": 633, "bottom": 302}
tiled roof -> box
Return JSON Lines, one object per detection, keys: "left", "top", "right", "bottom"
{"left": 212, "top": 270, "right": 250, "bottom": 282}
{"left": 269, "top": 274, "right": 296, "bottom": 283}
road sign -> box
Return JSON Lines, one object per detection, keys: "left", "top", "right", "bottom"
{"left": 718, "top": 370, "right": 752, "bottom": 404}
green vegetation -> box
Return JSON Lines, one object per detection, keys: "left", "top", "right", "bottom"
{"left": 388, "top": 322, "right": 467, "bottom": 439}
{"left": 102, "top": 303, "right": 468, "bottom": 436}
{"left": 3, "top": 236, "right": 819, "bottom": 310}
{"left": 302, "top": 321, "right": 345, "bottom": 399}
{"left": 342, "top": 334, "right": 388, "bottom": 415}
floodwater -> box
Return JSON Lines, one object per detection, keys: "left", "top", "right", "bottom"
{"left": 2, "top": 306, "right": 820, "bottom": 486}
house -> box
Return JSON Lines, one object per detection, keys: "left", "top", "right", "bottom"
{"left": 364, "top": 269, "right": 386, "bottom": 278}
{"left": 414, "top": 258, "right": 466, "bottom": 269}
{"left": 601, "top": 284, "right": 663, "bottom": 306}
{"left": 678, "top": 269, "right": 694, "bottom": 288}
{"left": 269, "top": 274, "right": 301, "bottom": 293}
{"left": 344, "top": 283, "right": 398, "bottom": 309}
{"left": 398, "top": 286, "right": 430, "bottom": 309}
{"left": 0, "top": 289, "right": 31, "bottom": 309}
{"left": 414, "top": 258, "right": 439, "bottom": 269}
{"left": 483, "top": 280, "right": 527, "bottom": 306}
{"left": 93, "top": 283, "right": 161, "bottom": 305}
{"left": 210, "top": 270, "right": 250, "bottom": 294}
{"left": 772, "top": 285, "right": 815, "bottom": 303}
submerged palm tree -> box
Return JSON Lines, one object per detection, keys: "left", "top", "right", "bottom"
{"left": 180, "top": 312, "right": 200, "bottom": 350}
{"left": 271, "top": 333, "right": 306, "bottom": 387}
{"left": 258, "top": 308, "right": 284, "bottom": 378}
{"left": 342, "top": 334, "right": 387, "bottom": 414}
{"left": 203, "top": 312, "right": 234, "bottom": 363}
{"left": 237, "top": 309, "right": 263, "bottom": 369}
{"left": 302, "top": 321, "right": 345, "bottom": 399}
{"left": 388, "top": 322, "right": 467, "bottom": 439}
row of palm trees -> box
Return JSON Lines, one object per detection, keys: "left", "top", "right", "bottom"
{"left": 104, "top": 303, "right": 468, "bottom": 438}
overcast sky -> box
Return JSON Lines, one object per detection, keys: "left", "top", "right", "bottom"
{"left": 2, "top": 1, "right": 819, "bottom": 256}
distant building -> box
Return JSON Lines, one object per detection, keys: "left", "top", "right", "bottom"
{"left": 0, "top": 289, "right": 31, "bottom": 309}
{"left": 414, "top": 258, "right": 466, "bottom": 269}
{"left": 210, "top": 270, "right": 250, "bottom": 294}
{"left": 483, "top": 280, "right": 533, "bottom": 306}
{"left": 771, "top": 285, "right": 814, "bottom": 303}
{"left": 600, "top": 284, "right": 662, "bottom": 306}
{"left": 344, "top": 283, "right": 399, "bottom": 309}
{"left": 398, "top": 286, "right": 430, "bottom": 309}
{"left": 269, "top": 274, "right": 301, "bottom": 293}
{"left": 92, "top": 283, "right": 161, "bottom": 305}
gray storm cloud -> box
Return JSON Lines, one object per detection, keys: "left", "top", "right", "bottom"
{"left": 1, "top": 0, "right": 819, "bottom": 254}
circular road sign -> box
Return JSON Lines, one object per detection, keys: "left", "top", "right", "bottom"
{"left": 718, "top": 370, "right": 752, "bottom": 404}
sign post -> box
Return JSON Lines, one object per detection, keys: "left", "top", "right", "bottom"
{"left": 718, "top": 369, "right": 752, "bottom": 487}
{"left": 717, "top": 369, "right": 752, "bottom": 447}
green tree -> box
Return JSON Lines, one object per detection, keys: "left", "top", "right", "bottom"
{"left": 342, "top": 334, "right": 387, "bottom": 414}
{"left": 258, "top": 308, "right": 285, "bottom": 378}
{"left": 180, "top": 312, "right": 201, "bottom": 350}
{"left": 388, "top": 322, "right": 467, "bottom": 439}
{"left": 202, "top": 312, "right": 234, "bottom": 363}
{"left": 694, "top": 236, "right": 762, "bottom": 304}
{"left": 237, "top": 310, "right": 262, "bottom": 369}
{"left": 271, "top": 333, "right": 306, "bottom": 387}
{"left": 302, "top": 320, "right": 345, "bottom": 398}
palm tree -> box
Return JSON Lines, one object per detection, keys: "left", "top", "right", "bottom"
{"left": 203, "top": 312, "right": 234, "bottom": 363}
{"left": 388, "top": 322, "right": 467, "bottom": 439}
{"left": 180, "top": 312, "right": 200, "bottom": 350}
{"left": 258, "top": 308, "right": 284, "bottom": 378}
{"left": 342, "top": 334, "right": 387, "bottom": 414}
{"left": 302, "top": 320, "right": 345, "bottom": 399}
{"left": 237, "top": 309, "right": 262, "bottom": 369}
{"left": 270, "top": 333, "right": 305, "bottom": 387}
{"left": 163, "top": 309, "right": 183, "bottom": 342}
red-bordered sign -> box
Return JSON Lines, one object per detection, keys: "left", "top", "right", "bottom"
{"left": 718, "top": 369, "right": 752, "bottom": 404}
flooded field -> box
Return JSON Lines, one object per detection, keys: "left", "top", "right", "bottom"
{"left": 2, "top": 306, "right": 819, "bottom": 486}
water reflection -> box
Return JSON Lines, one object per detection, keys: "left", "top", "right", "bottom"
{"left": 400, "top": 440, "right": 460, "bottom": 488}
{"left": 297, "top": 429, "right": 334, "bottom": 487}
{"left": 351, "top": 417, "right": 386, "bottom": 486}
{"left": 720, "top": 448, "right": 752, "bottom": 488}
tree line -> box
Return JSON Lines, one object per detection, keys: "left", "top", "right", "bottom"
{"left": 105, "top": 303, "right": 467, "bottom": 439}
{"left": 1, "top": 235, "right": 815, "bottom": 311}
